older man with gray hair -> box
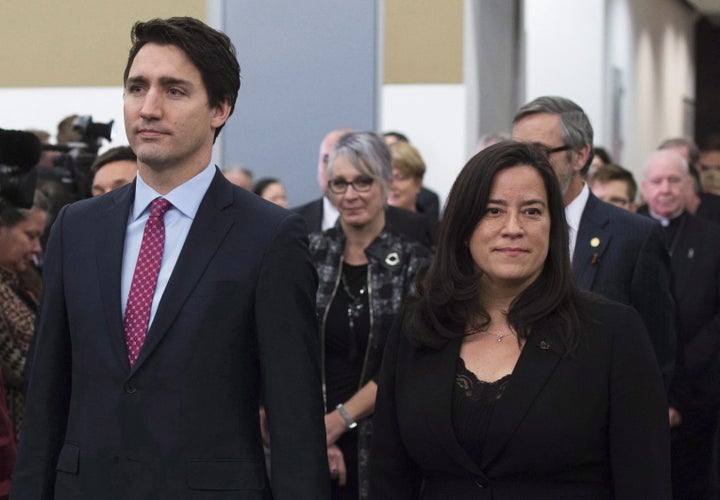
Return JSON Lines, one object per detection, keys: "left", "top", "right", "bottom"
{"left": 640, "top": 148, "right": 720, "bottom": 500}
{"left": 512, "top": 95, "right": 675, "bottom": 388}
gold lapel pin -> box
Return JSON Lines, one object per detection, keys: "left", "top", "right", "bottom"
{"left": 590, "top": 237, "right": 600, "bottom": 248}
{"left": 539, "top": 340, "right": 550, "bottom": 350}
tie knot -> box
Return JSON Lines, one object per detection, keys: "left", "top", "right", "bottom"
{"left": 150, "top": 197, "right": 172, "bottom": 219}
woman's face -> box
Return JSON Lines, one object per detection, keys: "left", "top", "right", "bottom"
{"left": 330, "top": 156, "right": 385, "bottom": 229}
{"left": 0, "top": 208, "right": 47, "bottom": 274}
{"left": 468, "top": 165, "right": 550, "bottom": 293}
{"left": 388, "top": 168, "right": 422, "bottom": 212}
{"left": 261, "top": 182, "right": 288, "bottom": 208}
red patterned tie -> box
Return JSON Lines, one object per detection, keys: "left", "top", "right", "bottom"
{"left": 124, "top": 197, "right": 172, "bottom": 366}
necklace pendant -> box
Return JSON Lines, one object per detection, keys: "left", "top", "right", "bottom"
{"left": 496, "top": 335, "right": 504, "bottom": 342}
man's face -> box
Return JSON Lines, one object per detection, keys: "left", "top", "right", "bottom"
{"left": 641, "top": 153, "right": 687, "bottom": 218}
{"left": 124, "top": 43, "right": 230, "bottom": 174}
{"left": 589, "top": 180, "right": 635, "bottom": 211}
{"left": 512, "top": 112, "right": 585, "bottom": 205}
{"left": 92, "top": 160, "right": 138, "bottom": 196}
{"left": 317, "top": 131, "right": 344, "bottom": 194}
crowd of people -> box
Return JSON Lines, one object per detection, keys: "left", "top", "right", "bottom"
{"left": 2, "top": 14, "right": 720, "bottom": 500}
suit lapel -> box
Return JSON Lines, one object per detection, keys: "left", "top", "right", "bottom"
{"left": 416, "top": 338, "right": 486, "bottom": 476}
{"left": 480, "top": 330, "right": 563, "bottom": 470}
{"left": 95, "top": 183, "right": 135, "bottom": 369}
{"left": 130, "top": 171, "right": 235, "bottom": 372}
{"left": 573, "top": 194, "right": 611, "bottom": 290}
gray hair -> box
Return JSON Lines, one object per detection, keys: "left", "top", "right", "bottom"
{"left": 327, "top": 131, "right": 392, "bottom": 200}
{"left": 658, "top": 137, "right": 700, "bottom": 166}
{"left": 513, "top": 96, "right": 594, "bottom": 174}
{"left": 642, "top": 150, "right": 689, "bottom": 180}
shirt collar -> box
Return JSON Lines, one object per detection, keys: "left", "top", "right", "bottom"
{"left": 565, "top": 182, "right": 590, "bottom": 232}
{"left": 132, "top": 162, "right": 216, "bottom": 221}
{"left": 649, "top": 207, "right": 685, "bottom": 227}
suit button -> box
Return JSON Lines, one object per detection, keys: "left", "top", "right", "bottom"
{"left": 474, "top": 477, "right": 488, "bottom": 488}
{"left": 124, "top": 382, "right": 137, "bottom": 394}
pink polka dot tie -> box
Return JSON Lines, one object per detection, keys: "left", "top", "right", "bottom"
{"left": 124, "top": 197, "right": 172, "bottom": 366}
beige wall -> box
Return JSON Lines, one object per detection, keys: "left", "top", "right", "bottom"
{"left": 384, "top": 0, "right": 463, "bottom": 84}
{"left": 1, "top": 1, "right": 205, "bottom": 87}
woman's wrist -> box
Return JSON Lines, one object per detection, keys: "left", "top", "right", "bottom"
{"left": 336, "top": 403, "right": 358, "bottom": 430}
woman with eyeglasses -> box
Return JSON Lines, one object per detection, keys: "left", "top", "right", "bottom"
{"left": 308, "top": 131, "right": 430, "bottom": 500}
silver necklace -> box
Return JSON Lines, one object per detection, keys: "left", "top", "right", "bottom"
{"left": 470, "top": 326, "right": 516, "bottom": 343}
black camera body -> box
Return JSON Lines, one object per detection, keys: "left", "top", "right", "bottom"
{"left": 0, "top": 129, "right": 41, "bottom": 210}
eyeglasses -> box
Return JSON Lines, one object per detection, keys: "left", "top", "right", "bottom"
{"left": 327, "top": 176, "right": 375, "bottom": 194}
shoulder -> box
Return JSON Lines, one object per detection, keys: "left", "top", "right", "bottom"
{"left": 586, "top": 195, "right": 658, "bottom": 234}
{"left": 573, "top": 292, "right": 647, "bottom": 346}
{"left": 291, "top": 198, "right": 322, "bottom": 216}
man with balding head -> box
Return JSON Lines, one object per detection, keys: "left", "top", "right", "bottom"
{"left": 512, "top": 96, "right": 675, "bottom": 388}
{"left": 641, "top": 149, "right": 720, "bottom": 500}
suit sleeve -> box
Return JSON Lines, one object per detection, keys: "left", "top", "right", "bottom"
{"left": 254, "top": 213, "right": 330, "bottom": 500}
{"left": 609, "top": 305, "right": 672, "bottom": 500}
{"left": 368, "top": 310, "right": 423, "bottom": 500}
{"left": 630, "top": 222, "right": 676, "bottom": 389}
{"left": 11, "top": 206, "right": 72, "bottom": 500}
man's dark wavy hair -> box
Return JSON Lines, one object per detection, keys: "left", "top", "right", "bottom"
{"left": 405, "top": 141, "right": 581, "bottom": 353}
{"left": 123, "top": 17, "right": 240, "bottom": 140}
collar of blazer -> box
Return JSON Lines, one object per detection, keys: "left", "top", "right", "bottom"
{"left": 411, "top": 327, "right": 563, "bottom": 477}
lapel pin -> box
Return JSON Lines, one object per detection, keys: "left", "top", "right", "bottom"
{"left": 688, "top": 248, "right": 694, "bottom": 259}
{"left": 591, "top": 253, "right": 600, "bottom": 265}
{"left": 385, "top": 252, "right": 400, "bottom": 266}
{"left": 590, "top": 237, "right": 600, "bottom": 248}
{"left": 540, "top": 340, "right": 550, "bottom": 350}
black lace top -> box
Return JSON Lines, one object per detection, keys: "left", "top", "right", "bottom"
{"left": 452, "top": 357, "right": 512, "bottom": 465}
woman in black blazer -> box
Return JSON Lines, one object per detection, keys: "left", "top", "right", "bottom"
{"left": 368, "top": 142, "right": 671, "bottom": 500}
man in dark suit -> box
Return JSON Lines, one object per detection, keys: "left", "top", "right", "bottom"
{"left": 640, "top": 149, "right": 720, "bottom": 500}
{"left": 293, "top": 128, "right": 436, "bottom": 249}
{"left": 512, "top": 96, "right": 675, "bottom": 387}
{"left": 12, "top": 17, "right": 329, "bottom": 500}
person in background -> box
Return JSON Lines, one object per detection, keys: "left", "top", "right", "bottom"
{"left": 369, "top": 141, "right": 670, "bottom": 499}
{"left": 588, "top": 145, "right": 613, "bottom": 178}
{"left": 587, "top": 163, "right": 638, "bottom": 212}
{"left": 310, "top": 131, "right": 430, "bottom": 499}
{"left": 221, "top": 164, "right": 254, "bottom": 190}
{"left": 253, "top": 176, "right": 289, "bottom": 208}
{"left": 639, "top": 149, "right": 720, "bottom": 500}
{"left": 382, "top": 131, "right": 441, "bottom": 220}
{"left": 0, "top": 371, "right": 15, "bottom": 500}
{"left": 512, "top": 95, "right": 675, "bottom": 389}
{"left": 0, "top": 191, "right": 49, "bottom": 440}
{"left": 387, "top": 141, "right": 435, "bottom": 221}
{"left": 475, "top": 132, "right": 510, "bottom": 152}
{"left": 90, "top": 146, "right": 138, "bottom": 197}
{"left": 294, "top": 129, "right": 436, "bottom": 250}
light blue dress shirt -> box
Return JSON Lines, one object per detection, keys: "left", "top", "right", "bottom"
{"left": 121, "top": 162, "right": 216, "bottom": 328}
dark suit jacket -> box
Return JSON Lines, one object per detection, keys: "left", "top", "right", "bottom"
{"left": 416, "top": 187, "right": 441, "bottom": 221}
{"left": 12, "top": 170, "right": 329, "bottom": 500}
{"left": 369, "top": 298, "right": 671, "bottom": 500}
{"left": 573, "top": 193, "right": 675, "bottom": 386}
{"left": 663, "top": 213, "right": 720, "bottom": 408}
{"left": 292, "top": 197, "right": 436, "bottom": 250}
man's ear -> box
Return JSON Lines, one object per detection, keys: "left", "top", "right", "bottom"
{"left": 211, "top": 101, "right": 232, "bottom": 130}
{"left": 574, "top": 144, "right": 592, "bottom": 173}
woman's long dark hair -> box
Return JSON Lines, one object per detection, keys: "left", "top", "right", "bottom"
{"left": 405, "top": 141, "right": 581, "bottom": 353}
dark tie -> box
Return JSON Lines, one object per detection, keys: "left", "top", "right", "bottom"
{"left": 124, "top": 197, "right": 172, "bottom": 366}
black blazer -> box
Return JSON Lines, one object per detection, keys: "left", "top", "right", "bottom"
{"left": 665, "top": 213, "right": 720, "bottom": 407}
{"left": 369, "top": 298, "right": 671, "bottom": 500}
{"left": 292, "top": 197, "right": 436, "bottom": 249}
{"left": 12, "top": 170, "right": 330, "bottom": 500}
{"left": 573, "top": 193, "right": 675, "bottom": 386}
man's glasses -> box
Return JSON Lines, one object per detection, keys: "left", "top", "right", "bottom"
{"left": 328, "top": 177, "right": 375, "bottom": 194}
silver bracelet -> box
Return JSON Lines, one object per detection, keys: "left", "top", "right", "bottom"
{"left": 336, "top": 403, "right": 357, "bottom": 430}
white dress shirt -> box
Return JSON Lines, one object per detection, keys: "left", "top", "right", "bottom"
{"left": 322, "top": 195, "right": 340, "bottom": 231}
{"left": 565, "top": 183, "right": 590, "bottom": 263}
{"left": 121, "top": 163, "right": 216, "bottom": 327}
